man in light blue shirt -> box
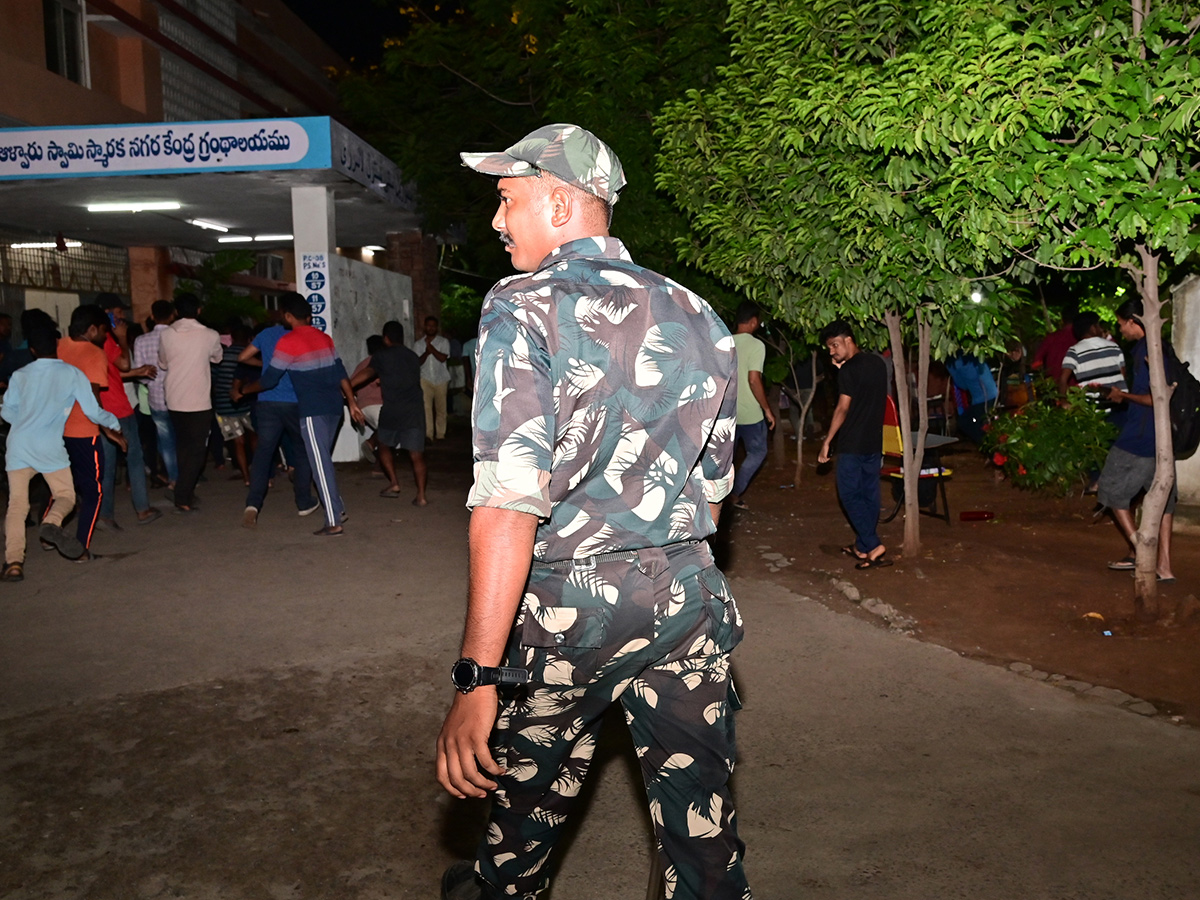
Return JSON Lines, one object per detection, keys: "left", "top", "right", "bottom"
{"left": 2, "top": 327, "right": 125, "bottom": 580}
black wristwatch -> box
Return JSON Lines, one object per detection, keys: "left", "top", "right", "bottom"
{"left": 451, "top": 657, "right": 530, "bottom": 693}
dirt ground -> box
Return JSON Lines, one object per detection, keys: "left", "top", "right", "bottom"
{"left": 724, "top": 431, "right": 1200, "bottom": 724}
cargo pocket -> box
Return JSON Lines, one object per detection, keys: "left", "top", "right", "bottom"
{"left": 520, "top": 600, "right": 610, "bottom": 686}
{"left": 697, "top": 565, "right": 745, "bottom": 652}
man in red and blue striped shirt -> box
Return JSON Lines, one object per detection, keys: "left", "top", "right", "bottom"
{"left": 241, "top": 293, "right": 364, "bottom": 536}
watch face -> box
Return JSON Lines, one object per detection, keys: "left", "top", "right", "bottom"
{"left": 452, "top": 659, "right": 476, "bottom": 690}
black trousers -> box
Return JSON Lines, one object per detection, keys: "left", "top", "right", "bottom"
{"left": 64, "top": 435, "right": 104, "bottom": 548}
{"left": 170, "top": 409, "right": 212, "bottom": 508}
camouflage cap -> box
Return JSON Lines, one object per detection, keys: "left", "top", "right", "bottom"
{"left": 460, "top": 124, "right": 626, "bottom": 204}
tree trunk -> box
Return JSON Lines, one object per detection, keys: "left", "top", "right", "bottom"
{"left": 792, "top": 354, "right": 818, "bottom": 486}
{"left": 1129, "top": 245, "right": 1173, "bottom": 620}
{"left": 885, "top": 310, "right": 930, "bottom": 556}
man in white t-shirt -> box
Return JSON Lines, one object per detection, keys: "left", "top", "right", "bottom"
{"left": 730, "top": 302, "right": 775, "bottom": 509}
{"left": 412, "top": 315, "right": 451, "bottom": 441}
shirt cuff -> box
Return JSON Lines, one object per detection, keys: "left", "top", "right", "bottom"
{"left": 703, "top": 471, "right": 734, "bottom": 504}
{"left": 466, "top": 460, "right": 552, "bottom": 519}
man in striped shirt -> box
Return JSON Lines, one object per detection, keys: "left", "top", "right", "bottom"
{"left": 238, "top": 293, "right": 364, "bottom": 536}
{"left": 1058, "top": 312, "right": 1127, "bottom": 399}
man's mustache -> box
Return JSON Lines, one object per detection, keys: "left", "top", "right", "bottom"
{"left": 499, "top": 232, "right": 514, "bottom": 248}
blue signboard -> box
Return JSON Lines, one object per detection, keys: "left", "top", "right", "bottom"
{"left": 0, "top": 117, "right": 334, "bottom": 181}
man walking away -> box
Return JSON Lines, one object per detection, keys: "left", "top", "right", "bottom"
{"left": 133, "top": 300, "right": 178, "bottom": 487}
{"left": 413, "top": 315, "right": 451, "bottom": 441}
{"left": 238, "top": 310, "right": 317, "bottom": 526}
{"left": 438, "top": 123, "right": 749, "bottom": 900}
{"left": 240, "top": 294, "right": 363, "bottom": 536}
{"left": 729, "top": 302, "right": 775, "bottom": 510}
{"left": 56, "top": 306, "right": 119, "bottom": 560}
{"left": 350, "top": 321, "right": 427, "bottom": 505}
{"left": 818, "top": 319, "right": 891, "bottom": 569}
{"left": 157, "top": 292, "right": 222, "bottom": 513}
{"left": 2, "top": 326, "right": 125, "bottom": 580}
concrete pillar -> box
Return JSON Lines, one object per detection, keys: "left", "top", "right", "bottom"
{"left": 127, "top": 246, "right": 172, "bottom": 325}
{"left": 290, "top": 186, "right": 357, "bottom": 462}
{"left": 1171, "top": 274, "right": 1200, "bottom": 507}
{"left": 291, "top": 186, "right": 335, "bottom": 334}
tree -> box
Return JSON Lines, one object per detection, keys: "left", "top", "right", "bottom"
{"left": 657, "top": 0, "right": 1021, "bottom": 554}
{"left": 661, "top": 0, "right": 1200, "bottom": 614}
{"left": 836, "top": 0, "right": 1200, "bottom": 617}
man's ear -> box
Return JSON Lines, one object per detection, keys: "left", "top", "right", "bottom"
{"left": 548, "top": 185, "right": 573, "bottom": 228}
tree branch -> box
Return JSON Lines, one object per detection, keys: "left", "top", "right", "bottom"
{"left": 437, "top": 62, "right": 539, "bottom": 108}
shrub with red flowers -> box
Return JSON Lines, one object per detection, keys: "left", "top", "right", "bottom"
{"left": 981, "top": 382, "right": 1118, "bottom": 495}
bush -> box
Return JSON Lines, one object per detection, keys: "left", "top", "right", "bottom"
{"left": 981, "top": 382, "right": 1118, "bottom": 495}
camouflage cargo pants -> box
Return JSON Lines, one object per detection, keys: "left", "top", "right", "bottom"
{"left": 474, "top": 540, "right": 752, "bottom": 900}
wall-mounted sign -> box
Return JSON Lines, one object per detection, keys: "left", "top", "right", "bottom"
{"left": 301, "top": 252, "right": 332, "bottom": 334}
{"left": 0, "top": 118, "right": 330, "bottom": 181}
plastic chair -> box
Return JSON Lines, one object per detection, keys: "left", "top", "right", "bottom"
{"left": 880, "top": 395, "right": 955, "bottom": 524}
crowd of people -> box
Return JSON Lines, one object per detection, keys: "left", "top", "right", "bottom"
{"left": 0, "top": 289, "right": 459, "bottom": 581}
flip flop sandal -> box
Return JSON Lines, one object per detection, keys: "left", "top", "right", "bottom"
{"left": 841, "top": 545, "right": 867, "bottom": 558}
{"left": 2, "top": 562, "right": 24, "bottom": 582}
{"left": 856, "top": 555, "right": 894, "bottom": 570}
{"left": 312, "top": 525, "right": 344, "bottom": 537}
{"left": 378, "top": 488, "right": 402, "bottom": 499}
{"left": 1107, "top": 556, "right": 1136, "bottom": 571}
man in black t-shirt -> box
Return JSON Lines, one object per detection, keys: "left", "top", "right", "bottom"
{"left": 351, "top": 320, "right": 428, "bottom": 506}
{"left": 817, "top": 320, "right": 892, "bottom": 569}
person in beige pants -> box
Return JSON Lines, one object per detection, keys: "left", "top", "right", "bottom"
{"left": 2, "top": 327, "right": 124, "bottom": 581}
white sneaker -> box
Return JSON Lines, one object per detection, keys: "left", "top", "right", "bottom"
{"left": 242, "top": 506, "right": 258, "bottom": 528}
{"left": 298, "top": 503, "right": 320, "bottom": 517}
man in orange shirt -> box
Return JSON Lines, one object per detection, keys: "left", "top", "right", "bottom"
{"left": 57, "top": 306, "right": 127, "bottom": 559}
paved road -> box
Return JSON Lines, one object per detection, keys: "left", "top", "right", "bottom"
{"left": 2, "top": 457, "right": 1199, "bottom": 899}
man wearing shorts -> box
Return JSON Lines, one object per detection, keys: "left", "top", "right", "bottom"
{"left": 1098, "top": 298, "right": 1175, "bottom": 581}
{"left": 350, "top": 321, "right": 426, "bottom": 505}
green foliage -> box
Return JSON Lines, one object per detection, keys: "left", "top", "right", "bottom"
{"left": 174, "top": 249, "right": 264, "bottom": 328}
{"left": 655, "top": 0, "right": 1022, "bottom": 356}
{"left": 981, "top": 385, "right": 1118, "bottom": 494}
{"left": 657, "top": 0, "right": 1200, "bottom": 344}
{"left": 440, "top": 282, "right": 484, "bottom": 340}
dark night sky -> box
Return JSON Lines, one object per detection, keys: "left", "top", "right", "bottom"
{"left": 282, "top": 0, "right": 407, "bottom": 65}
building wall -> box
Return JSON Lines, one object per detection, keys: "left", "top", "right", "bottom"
{"left": 386, "top": 232, "right": 440, "bottom": 334}
{"left": 329, "top": 256, "right": 413, "bottom": 461}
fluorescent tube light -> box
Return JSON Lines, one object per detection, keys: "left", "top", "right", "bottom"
{"left": 88, "top": 201, "right": 181, "bottom": 213}
{"left": 11, "top": 241, "right": 82, "bottom": 249}
{"left": 189, "top": 219, "right": 229, "bottom": 233}
{"left": 254, "top": 234, "right": 293, "bottom": 242}
{"left": 218, "top": 236, "right": 254, "bottom": 243}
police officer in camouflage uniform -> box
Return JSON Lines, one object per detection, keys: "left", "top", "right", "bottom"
{"left": 437, "top": 124, "right": 752, "bottom": 900}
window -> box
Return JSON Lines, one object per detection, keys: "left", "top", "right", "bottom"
{"left": 43, "top": 0, "right": 89, "bottom": 85}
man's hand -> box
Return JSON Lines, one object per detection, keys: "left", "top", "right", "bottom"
{"left": 349, "top": 401, "right": 366, "bottom": 426}
{"left": 765, "top": 408, "right": 776, "bottom": 429}
{"left": 102, "top": 426, "right": 128, "bottom": 453}
{"left": 130, "top": 364, "right": 156, "bottom": 379}
{"left": 112, "top": 320, "right": 129, "bottom": 345}
{"left": 818, "top": 439, "right": 833, "bottom": 464}
{"left": 436, "top": 688, "right": 504, "bottom": 798}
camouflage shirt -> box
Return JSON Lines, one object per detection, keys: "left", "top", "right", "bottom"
{"left": 468, "top": 236, "right": 737, "bottom": 562}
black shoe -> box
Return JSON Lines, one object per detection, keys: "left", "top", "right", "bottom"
{"left": 39, "top": 523, "right": 85, "bottom": 560}
{"left": 441, "top": 861, "right": 498, "bottom": 900}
